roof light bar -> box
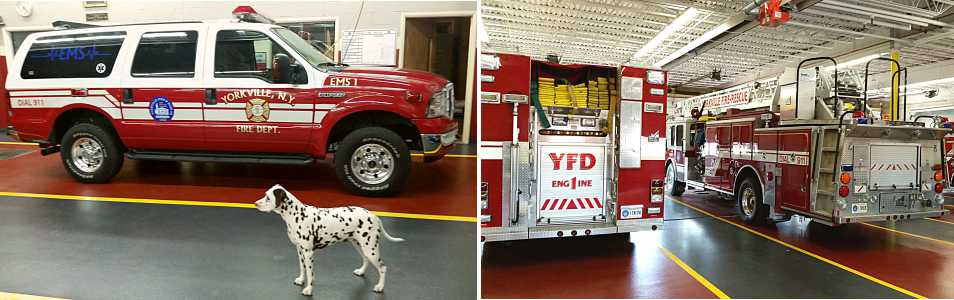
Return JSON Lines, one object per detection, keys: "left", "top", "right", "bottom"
{"left": 631, "top": 7, "right": 698, "bottom": 63}
{"left": 232, "top": 6, "right": 275, "bottom": 24}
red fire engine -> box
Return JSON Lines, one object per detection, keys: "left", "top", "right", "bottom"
{"left": 665, "top": 57, "right": 949, "bottom": 225}
{"left": 480, "top": 52, "right": 667, "bottom": 241}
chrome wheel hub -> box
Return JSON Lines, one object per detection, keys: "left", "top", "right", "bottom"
{"left": 71, "top": 137, "right": 104, "bottom": 173}
{"left": 350, "top": 144, "right": 394, "bottom": 185}
{"left": 740, "top": 187, "right": 756, "bottom": 216}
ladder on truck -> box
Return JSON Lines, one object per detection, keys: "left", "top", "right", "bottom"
{"left": 811, "top": 127, "right": 840, "bottom": 216}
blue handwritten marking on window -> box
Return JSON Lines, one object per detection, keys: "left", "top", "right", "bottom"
{"left": 30, "top": 46, "right": 113, "bottom": 62}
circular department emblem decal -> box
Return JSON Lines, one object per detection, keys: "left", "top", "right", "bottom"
{"left": 149, "top": 96, "right": 174, "bottom": 121}
{"left": 245, "top": 98, "right": 270, "bottom": 122}
{"left": 95, "top": 63, "right": 106, "bottom": 74}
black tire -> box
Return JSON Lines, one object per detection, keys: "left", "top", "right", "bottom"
{"left": 60, "top": 123, "right": 124, "bottom": 183}
{"left": 665, "top": 163, "right": 685, "bottom": 196}
{"left": 737, "top": 176, "right": 769, "bottom": 225}
{"left": 335, "top": 127, "right": 410, "bottom": 197}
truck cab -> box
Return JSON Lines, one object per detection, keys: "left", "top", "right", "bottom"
{"left": 5, "top": 9, "right": 457, "bottom": 196}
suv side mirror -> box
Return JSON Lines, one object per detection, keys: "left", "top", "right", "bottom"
{"left": 273, "top": 53, "right": 291, "bottom": 84}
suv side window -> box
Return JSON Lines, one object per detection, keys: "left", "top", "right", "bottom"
{"left": 21, "top": 31, "right": 126, "bottom": 79}
{"left": 131, "top": 31, "right": 198, "bottom": 77}
{"left": 214, "top": 30, "right": 296, "bottom": 83}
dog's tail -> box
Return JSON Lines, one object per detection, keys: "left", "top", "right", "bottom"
{"left": 372, "top": 214, "right": 405, "bottom": 242}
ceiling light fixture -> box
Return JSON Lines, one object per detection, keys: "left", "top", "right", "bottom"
{"left": 631, "top": 7, "right": 698, "bottom": 63}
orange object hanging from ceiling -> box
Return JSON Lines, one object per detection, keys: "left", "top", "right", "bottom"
{"left": 759, "top": 0, "right": 791, "bottom": 27}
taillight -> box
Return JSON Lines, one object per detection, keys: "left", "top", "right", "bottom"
{"left": 838, "top": 186, "right": 850, "bottom": 197}
{"left": 935, "top": 183, "right": 944, "bottom": 193}
{"left": 840, "top": 172, "right": 852, "bottom": 184}
{"left": 935, "top": 170, "right": 944, "bottom": 182}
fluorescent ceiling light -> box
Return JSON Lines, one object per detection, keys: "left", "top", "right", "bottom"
{"left": 631, "top": 7, "right": 698, "bottom": 63}
{"left": 653, "top": 15, "right": 737, "bottom": 68}
{"left": 822, "top": 53, "right": 888, "bottom": 71}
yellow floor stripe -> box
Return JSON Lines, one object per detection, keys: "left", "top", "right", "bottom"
{"left": 861, "top": 222, "right": 954, "bottom": 248}
{"left": 0, "top": 292, "right": 68, "bottom": 300}
{"left": 659, "top": 245, "right": 730, "bottom": 299}
{"left": 926, "top": 217, "right": 954, "bottom": 226}
{"left": 671, "top": 198, "right": 926, "bottom": 299}
{"left": 0, "top": 191, "right": 476, "bottom": 222}
{"left": 0, "top": 141, "right": 38, "bottom": 146}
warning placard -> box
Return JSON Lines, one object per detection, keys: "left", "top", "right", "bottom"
{"left": 536, "top": 143, "right": 607, "bottom": 219}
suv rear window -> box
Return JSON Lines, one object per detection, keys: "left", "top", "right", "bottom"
{"left": 21, "top": 31, "right": 126, "bottom": 79}
{"left": 131, "top": 31, "right": 198, "bottom": 77}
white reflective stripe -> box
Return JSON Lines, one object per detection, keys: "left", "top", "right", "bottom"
{"left": 122, "top": 108, "right": 203, "bottom": 121}
{"left": 479, "top": 146, "right": 503, "bottom": 159}
{"left": 9, "top": 90, "right": 71, "bottom": 96}
{"left": 268, "top": 110, "right": 312, "bottom": 123}
{"left": 87, "top": 90, "right": 111, "bottom": 96}
{"left": 316, "top": 104, "right": 336, "bottom": 110}
{"left": 204, "top": 109, "right": 313, "bottom": 123}
{"left": 315, "top": 111, "right": 327, "bottom": 123}
{"left": 9, "top": 96, "right": 118, "bottom": 109}
{"left": 269, "top": 103, "right": 314, "bottom": 110}
{"left": 124, "top": 102, "right": 204, "bottom": 108}
{"left": 101, "top": 108, "right": 121, "bottom": 119}
{"left": 212, "top": 103, "right": 247, "bottom": 109}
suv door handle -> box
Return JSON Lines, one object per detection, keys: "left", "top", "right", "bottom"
{"left": 123, "top": 88, "right": 133, "bottom": 104}
{"left": 205, "top": 89, "right": 216, "bottom": 105}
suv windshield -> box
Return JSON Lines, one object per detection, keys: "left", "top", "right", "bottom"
{"left": 271, "top": 27, "right": 338, "bottom": 70}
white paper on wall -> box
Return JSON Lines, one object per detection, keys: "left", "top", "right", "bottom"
{"left": 341, "top": 29, "right": 397, "bottom": 66}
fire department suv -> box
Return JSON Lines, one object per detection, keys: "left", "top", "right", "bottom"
{"left": 665, "top": 57, "right": 949, "bottom": 225}
{"left": 5, "top": 9, "right": 457, "bottom": 196}
{"left": 480, "top": 52, "right": 667, "bottom": 241}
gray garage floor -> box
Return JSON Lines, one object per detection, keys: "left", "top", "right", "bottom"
{"left": 0, "top": 196, "right": 477, "bottom": 300}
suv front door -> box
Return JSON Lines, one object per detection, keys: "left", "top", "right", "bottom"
{"left": 203, "top": 27, "right": 316, "bottom": 154}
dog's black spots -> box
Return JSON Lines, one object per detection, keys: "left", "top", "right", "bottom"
{"left": 362, "top": 232, "right": 369, "bottom": 237}
{"left": 357, "top": 219, "right": 364, "bottom": 228}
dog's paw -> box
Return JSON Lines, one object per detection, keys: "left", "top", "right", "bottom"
{"left": 373, "top": 284, "right": 384, "bottom": 293}
{"left": 353, "top": 269, "right": 365, "bottom": 277}
{"left": 293, "top": 276, "right": 304, "bottom": 285}
{"left": 302, "top": 286, "right": 313, "bottom": 296}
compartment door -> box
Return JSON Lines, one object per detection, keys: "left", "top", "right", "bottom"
{"left": 536, "top": 143, "right": 607, "bottom": 223}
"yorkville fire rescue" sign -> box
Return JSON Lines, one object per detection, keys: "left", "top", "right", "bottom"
{"left": 536, "top": 144, "right": 607, "bottom": 220}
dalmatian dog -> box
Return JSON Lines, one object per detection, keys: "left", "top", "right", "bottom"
{"left": 255, "top": 184, "right": 405, "bottom": 296}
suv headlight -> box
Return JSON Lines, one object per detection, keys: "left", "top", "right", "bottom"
{"left": 427, "top": 83, "right": 454, "bottom": 118}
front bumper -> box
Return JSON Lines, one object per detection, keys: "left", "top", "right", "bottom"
{"left": 421, "top": 127, "right": 458, "bottom": 157}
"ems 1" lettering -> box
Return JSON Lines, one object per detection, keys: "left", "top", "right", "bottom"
{"left": 549, "top": 153, "right": 597, "bottom": 170}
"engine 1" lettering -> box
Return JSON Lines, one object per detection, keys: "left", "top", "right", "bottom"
{"left": 552, "top": 177, "right": 592, "bottom": 190}
{"left": 549, "top": 153, "right": 597, "bottom": 170}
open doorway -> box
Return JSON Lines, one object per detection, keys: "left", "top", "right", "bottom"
{"left": 401, "top": 15, "right": 473, "bottom": 143}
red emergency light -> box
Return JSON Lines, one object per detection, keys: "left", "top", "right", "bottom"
{"left": 232, "top": 6, "right": 275, "bottom": 24}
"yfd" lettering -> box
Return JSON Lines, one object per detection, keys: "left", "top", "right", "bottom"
{"left": 549, "top": 153, "right": 597, "bottom": 170}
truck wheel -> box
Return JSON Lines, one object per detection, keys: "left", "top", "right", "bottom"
{"left": 60, "top": 123, "right": 124, "bottom": 183}
{"left": 335, "top": 127, "right": 410, "bottom": 197}
{"left": 737, "top": 177, "right": 768, "bottom": 225}
{"left": 665, "top": 164, "right": 685, "bottom": 196}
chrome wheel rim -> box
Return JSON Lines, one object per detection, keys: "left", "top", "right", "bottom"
{"left": 350, "top": 144, "right": 394, "bottom": 185}
{"left": 71, "top": 137, "right": 104, "bottom": 173}
{"left": 665, "top": 165, "right": 675, "bottom": 194}
{"left": 740, "top": 187, "right": 756, "bottom": 216}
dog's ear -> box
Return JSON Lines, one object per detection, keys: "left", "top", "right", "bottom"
{"left": 272, "top": 188, "right": 287, "bottom": 209}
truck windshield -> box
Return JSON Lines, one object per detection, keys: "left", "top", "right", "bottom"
{"left": 271, "top": 27, "right": 338, "bottom": 71}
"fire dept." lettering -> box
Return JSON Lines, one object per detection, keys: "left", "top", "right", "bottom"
{"left": 549, "top": 153, "right": 597, "bottom": 170}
